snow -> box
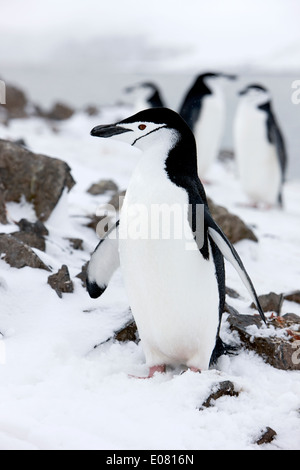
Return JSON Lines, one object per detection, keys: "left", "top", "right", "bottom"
{"left": 0, "top": 108, "right": 300, "bottom": 451}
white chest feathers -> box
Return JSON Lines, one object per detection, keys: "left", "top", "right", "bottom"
{"left": 194, "top": 90, "right": 225, "bottom": 178}
{"left": 234, "top": 103, "right": 281, "bottom": 205}
{"left": 119, "top": 141, "right": 220, "bottom": 371}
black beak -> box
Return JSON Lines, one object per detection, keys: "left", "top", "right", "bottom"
{"left": 90, "top": 124, "right": 133, "bottom": 138}
{"left": 238, "top": 88, "right": 248, "bottom": 96}
{"left": 220, "top": 73, "right": 237, "bottom": 80}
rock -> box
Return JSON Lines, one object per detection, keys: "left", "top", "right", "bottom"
{"left": 107, "top": 190, "right": 126, "bottom": 212}
{"left": 250, "top": 292, "right": 283, "bottom": 315}
{"left": 48, "top": 265, "right": 74, "bottom": 298}
{"left": 94, "top": 317, "right": 139, "bottom": 350}
{"left": 256, "top": 427, "right": 277, "bottom": 446}
{"left": 87, "top": 179, "right": 119, "bottom": 196}
{"left": 11, "top": 219, "right": 48, "bottom": 251}
{"left": 201, "top": 381, "right": 239, "bottom": 409}
{"left": 66, "top": 238, "right": 83, "bottom": 251}
{"left": 0, "top": 183, "right": 7, "bottom": 224}
{"left": 227, "top": 307, "right": 300, "bottom": 371}
{"left": 0, "top": 139, "right": 75, "bottom": 222}
{"left": 115, "top": 319, "right": 138, "bottom": 343}
{"left": 226, "top": 286, "right": 241, "bottom": 299}
{"left": 5, "top": 84, "right": 28, "bottom": 119}
{"left": 84, "top": 105, "right": 100, "bottom": 117}
{"left": 76, "top": 262, "right": 88, "bottom": 288}
{"left": 284, "top": 290, "right": 300, "bottom": 304}
{"left": 218, "top": 149, "right": 235, "bottom": 163}
{"left": 207, "top": 197, "right": 258, "bottom": 244}
{"left": 45, "top": 102, "right": 74, "bottom": 121}
{"left": 0, "top": 233, "right": 50, "bottom": 271}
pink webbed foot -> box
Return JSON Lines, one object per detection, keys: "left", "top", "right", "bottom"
{"left": 189, "top": 366, "right": 202, "bottom": 373}
{"left": 129, "top": 364, "right": 166, "bottom": 379}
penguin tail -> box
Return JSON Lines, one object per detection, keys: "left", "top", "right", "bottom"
{"left": 210, "top": 336, "right": 238, "bottom": 366}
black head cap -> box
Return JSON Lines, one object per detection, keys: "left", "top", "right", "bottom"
{"left": 239, "top": 84, "right": 268, "bottom": 95}
{"left": 119, "top": 107, "right": 191, "bottom": 131}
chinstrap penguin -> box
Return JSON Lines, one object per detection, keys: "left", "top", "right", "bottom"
{"left": 121, "top": 82, "right": 166, "bottom": 114}
{"left": 179, "top": 72, "right": 236, "bottom": 180}
{"left": 234, "top": 84, "right": 287, "bottom": 208}
{"left": 87, "top": 107, "right": 265, "bottom": 378}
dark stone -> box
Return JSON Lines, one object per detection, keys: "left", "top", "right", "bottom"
{"left": 66, "top": 238, "right": 83, "bottom": 251}
{"left": 201, "top": 381, "right": 239, "bottom": 408}
{"left": 48, "top": 265, "right": 74, "bottom": 298}
{"left": 115, "top": 319, "right": 138, "bottom": 343}
{"left": 0, "top": 233, "right": 50, "bottom": 271}
{"left": 0, "top": 183, "right": 7, "bottom": 224}
{"left": 227, "top": 307, "right": 300, "bottom": 371}
{"left": 5, "top": 84, "right": 28, "bottom": 119}
{"left": 84, "top": 105, "right": 100, "bottom": 117}
{"left": 250, "top": 292, "right": 283, "bottom": 314}
{"left": 256, "top": 427, "right": 277, "bottom": 446}
{"left": 207, "top": 197, "right": 258, "bottom": 244}
{"left": 45, "top": 102, "right": 74, "bottom": 121}
{"left": 11, "top": 219, "right": 49, "bottom": 251}
{"left": 226, "top": 286, "right": 241, "bottom": 299}
{"left": 0, "top": 139, "right": 75, "bottom": 222}
{"left": 284, "top": 290, "right": 300, "bottom": 304}
{"left": 87, "top": 179, "right": 119, "bottom": 196}
{"left": 107, "top": 190, "right": 126, "bottom": 212}
{"left": 76, "top": 262, "right": 88, "bottom": 288}
{"left": 93, "top": 317, "right": 139, "bottom": 350}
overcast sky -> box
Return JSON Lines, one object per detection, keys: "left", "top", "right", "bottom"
{"left": 0, "top": 0, "right": 300, "bottom": 71}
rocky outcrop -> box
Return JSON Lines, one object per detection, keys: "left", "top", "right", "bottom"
{"left": 207, "top": 197, "right": 258, "bottom": 244}
{"left": 48, "top": 265, "right": 74, "bottom": 298}
{"left": 226, "top": 305, "right": 300, "bottom": 371}
{"left": 0, "top": 234, "right": 50, "bottom": 271}
{"left": 11, "top": 219, "right": 49, "bottom": 252}
{"left": 250, "top": 292, "right": 284, "bottom": 315}
{"left": 42, "top": 102, "right": 75, "bottom": 121}
{"left": 87, "top": 179, "right": 119, "bottom": 196}
{"left": 0, "top": 139, "right": 75, "bottom": 222}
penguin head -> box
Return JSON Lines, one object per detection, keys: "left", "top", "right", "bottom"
{"left": 238, "top": 84, "right": 270, "bottom": 106}
{"left": 193, "top": 72, "right": 236, "bottom": 94}
{"left": 121, "top": 82, "right": 163, "bottom": 109}
{"left": 91, "top": 107, "right": 193, "bottom": 152}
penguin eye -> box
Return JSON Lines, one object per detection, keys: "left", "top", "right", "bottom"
{"left": 138, "top": 124, "right": 147, "bottom": 131}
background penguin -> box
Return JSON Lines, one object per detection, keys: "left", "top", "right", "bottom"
{"left": 121, "top": 82, "right": 166, "bottom": 114}
{"left": 87, "top": 108, "right": 265, "bottom": 378}
{"left": 179, "top": 72, "right": 236, "bottom": 180}
{"left": 234, "top": 84, "right": 288, "bottom": 208}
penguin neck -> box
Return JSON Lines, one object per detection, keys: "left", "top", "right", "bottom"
{"left": 133, "top": 128, "right": 198, "bottom": 182}
{"left": 165, "top": 132, "right": 198, "bottom": 182}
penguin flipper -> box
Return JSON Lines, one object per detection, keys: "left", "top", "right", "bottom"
{"left": 86, "top": 221, "right": 120, "bottom": 299}
{"left": 205, "top": 213, "right": 266, "bottom": 323}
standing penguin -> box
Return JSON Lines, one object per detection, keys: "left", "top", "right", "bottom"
{"left": 179, "top": 73, "right": 235, "bottom": 180}
{"left": 234, "top": 84, "right": 287, "bottom": 208}
{"left": 121, "top": 82, "right": 166, "bottom": 114}
{"left": 87, "top": 108, "right": 265, "bottom": 378}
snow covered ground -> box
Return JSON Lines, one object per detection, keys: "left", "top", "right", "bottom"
{"left": 0, "top": 108, "right": 299, "bottom": 450}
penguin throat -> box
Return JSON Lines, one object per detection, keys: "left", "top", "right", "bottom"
{"left": 165, "top": 134, "right": 198, "bottom": 181}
